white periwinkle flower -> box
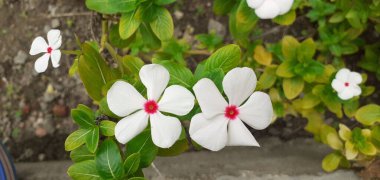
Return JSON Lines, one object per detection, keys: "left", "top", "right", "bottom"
{"left": 29, "top": 29, "right": 62, "bottom": 73}
{"left": 189, "top": 67, "right": 274, "bottom": 151}
{"left": 332, "top": 68, "right": 362, "bottom": 100}
{"left": 107, "top": 64, "right": 195, "bottom": 148}
{"left": 247, "top": 0, "right": 294, "bottom": 19}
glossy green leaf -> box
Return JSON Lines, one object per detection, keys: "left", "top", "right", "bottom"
{"left": 150, "top": 7, "right": 174, "bottom": 41}
{"left": 78, "top": 42, "right": 118, "bottom": 101}
{"left": 65, "top": 129, "right": 92, "bottom": 151}
{"left": 85, "top": 0, "right": 137, "bottom": 14}
{"left": 71, "top": 109, "right": 95, "bottom": 129}
{"left": 67, "top": 160, "right": 101, "bottom": 180}
{"left": 276, "top": 60, "right": 296, "bottom": 78}
{"left": 355, "top": 104, "right": 380, "bottom": 126}
{"left": 124, "top": 153, "right": 141, "bottom": 176}
{"left": 126, "top": 130, "right": 158, "bottom": 168}
{"left": 213, "top": 0, "right": 235, "bottom": 15}
{"left": 70, "top": 145, "right": 95, "bottom": 163}
{"left": 85, "top": 127, "right": 99, "bottom": 153}
{"left": 154, "top": 0, "right": 176, "bottom": 5}
{"left": 157, "top": 138, "right": 189, "bottom": 156}
{"left": 95, "top": 139, "right": 124, "bottom": 179}
{"left": 99, "top": 120, "right": 116, "bottom": 137}
{"left": 273, "top": 10, "right": 296, "bottom": 25}
{"left": 120, "top": 9, "right": 141, "bottom": 39}
{"left": 204, "top": 44, "right": 241, "bottom": 73}
{"left": 158, "top": 61, "right": 195, "bottom": 88}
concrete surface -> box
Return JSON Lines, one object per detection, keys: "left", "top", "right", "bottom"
{"left": 15, "top": 138, "right": 359, "bottom": 180}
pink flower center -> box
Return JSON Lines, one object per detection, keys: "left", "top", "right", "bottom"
{"left": 144, "top": 100, "right": 158, "bottom": 114}
{"left": 225, "top": 105, "right": 239, "bottom": 120}
{"left": 344, "top": 82, "right": 350, "bottom": 87}
{"left": 47, "top": 47, "right": 53, "bottom": 54}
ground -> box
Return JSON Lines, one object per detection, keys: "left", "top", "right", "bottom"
{"left": 0, "top": 0, "right": 312, "bottom": 162}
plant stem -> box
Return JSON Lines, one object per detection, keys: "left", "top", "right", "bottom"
{"left": 105, "top": 42, "right": 125, "bottom": 75}
{"left": 61, "top": 50, "right": 81, "bottom": 55}
{"left": 186, "top": 49, "right": 211, "bottom": 56}
{"left": 100, "top": 19, "right": 108, "bottom": 53}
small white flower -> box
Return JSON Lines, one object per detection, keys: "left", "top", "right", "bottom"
{"left": 107, "top": 64, "right": 195, "bottom": 148}
{"left": 189, "top": 67, "right": 274, "bottom": 151}
{"left": 247, "top": 0, "right": 294, "bottom": 19}
{"left": 29, "top": 29, "right": 62, "bottom": 73}
{"left": 332, "top": 68, "right": 362, "bottom": 100}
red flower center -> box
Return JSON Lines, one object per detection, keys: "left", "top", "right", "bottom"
{"left": 144, "top": 100, "right": 158, "bottom": 114}
{"left": 224, "top": 105, "right": 239, "bottom": 120}
{"left": 344, "top": 82, "right": 350, "bottom": 87}
{"left": 47, "top": 47, "right": 53, "bottom": 54}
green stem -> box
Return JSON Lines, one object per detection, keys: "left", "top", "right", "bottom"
{"left": 61, "top": 50, "right": 81, "bottom": 55}
{"left": 105, "top": 42, "right": 124, "bottom": 75}
{"left": 100, "top": 19, "right": 108, "bottom": 52}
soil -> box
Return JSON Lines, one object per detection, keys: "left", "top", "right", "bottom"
{"left": 0, "top": 0, "right": 378, "bottom": 163}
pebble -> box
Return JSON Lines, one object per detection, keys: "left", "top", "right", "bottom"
{"left": 14, "top": 50, "right": 28, "bottom": 64}
{"left": 51, "top": 19, "right": 60, "bottom": 28}
{"left": 174, "top": 10, "right": 184, "bottom": 20}
{"left": 208, "top": 19, "right": 226, "bottom": 37}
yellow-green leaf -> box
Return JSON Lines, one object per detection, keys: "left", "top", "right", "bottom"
{"left": 283, "top": 76, "right": 304, "bottom": 100}
{"left": 322, "top": 153, "right": 342, "bottom": 172}
{"left": 355, "top": 104, "right": 380, "bottom": 126}
{"left": 253, "top": 45, "right": 272, "bottom": 66}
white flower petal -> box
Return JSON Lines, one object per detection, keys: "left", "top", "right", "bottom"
{"left": 338, "top": 89, "right": 354, "bottom": 100}
{"left": 227, "top": 118, "right": 260, "bottom": 147}
{"left": 223, "top": 67, "right": 257, "bottom": 106}
{"left": 115, "top": 110, "right": 149, "bottom": 144}
{"left": 255, "top": 0, "right": 281, "bottom": 19}
{"left": 193, "top": 78, "right": 227, "bottom": 119}
{"left": 348, "top": 72, "right": 362, "bottom": 85}
{"left": 51, "top": 50, "right": 61, "bottom": 68}
{"left": 350, "top": 85, "right": 362, "bottom": 96}
{"left": 29, "top": 37, "right": 48, "bottom": 55}
{"left": 47, "top": 29, "right": 62, "bottom": 49}
{"left": 189, "top": 113, "right": 228, "bottom": 151}
{"left": 158, "top": 85, "right": 195, "bottom": 116}
{"left": 332, "top": 79, "right": 345, "bottom": 92}
{"left": 139, "top": 64, "right": 169, "bottom": 101}
{"left": 107, "top": 81, "right": 146, "bottom": 117}
{"left": 274, "top": 0, "right": 294, "bottom": 15}
{"left": 150, "top": 111, "right": 182, "bottom": 148}
{"left": 246, "top": 0, "right": 264, "bottom": 9}
{"left": 34, "top": 53, "right": 50, "bottom": 73}
{"left": 336, "top": 68, "right": 350, "bottom": 82}
{"left": 238, "top": 92, "right": 273, "bottom": 130}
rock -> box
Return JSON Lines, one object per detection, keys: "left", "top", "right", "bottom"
{"left": 35, "top": 127, "right": 47, "bottom": 137}
{"left": 208, "top": 19, "right": 226, "bottom": 37}
{"left": 52, "top": 104, "right": 68, "bottom": 117}
{"left": 14, "top": 50, "right": 28, "bottom": 64}
{"left": 51, "top": 19, "right": 60, "bottom": 28}
{"left": 174, "top": 10, "right": 184, "bottom": 20}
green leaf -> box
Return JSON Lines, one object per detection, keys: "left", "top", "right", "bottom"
{"left": 343, "top": 100, "right": 359, "bottom": 118}
{"left": 85, "top": 127, "right": 99, "bottom": 153}
{"left": 301, "top": 93, "right": 321, "bottom": 109}
{"left": 282, "top": 36, "right": 300, "bottom": 61}
{"left": 128, "top": 177, "right": 147, "bottom": 180}
{"left": 204, "top": 44, "right": 241, "bottom": 73}
{"left": 213, "top": 0, "right": 235, "bottom": 15}
{"left": 71, "top": 109, "right": 95, "bottom": 129}
{"left": 99, "top": 120, "right": 116, "bottom": 137}
{"left": 322, "top": 153, "right": 342, "bottom": 172}
{"left": 95, "top": 139, "right": 124, "bottom": 179}
{"left": 121, "top": 55, "right": 144, "bottom": 75}
{"left": 139, "top": 23, "right": 161, "bottom": 49}
{"left": 120, "top": 9, "right": 141, "bottom": 39}
{"left": 65, "top": 129, "right": 92, "bottom": 151}
{"left": 257, "top": 66, "right": 277, "bottom": 90}
{"left": 85, "top": 0, "right": 137, "bottom": 14}
{"left": 124, "top": 153, "right": 141, "bottom": 176}
{"left": 67, "top": 160, "right": 101, "bottom": 180}
{"left": 154, "top": 0, "right": 176, "bottom": 5}
{"left": 70, "top": 145, "right": 95, "bottom": 163}
{"left": 276, "top": 60, "right": 296, "bottom": 78}
{"left": 355, "top": 104, "right": 380, "bottom": 126}
{"left": 273, "top": 10, "right": 296, "bottom": 25}
{"left": 298, "top": 38, "right": 316, "bottom": 60}
{"left": 235, "top": 0, "right": 258, "bottom": 33}
{"left": 78, "top": 42, "right": 118, "bottom": 101}
{"left": 283, "top": 76, "right": 304, "bottom": 100}
{"left": 253, "top": 45, "right": 272, "bottom": 66}
{"left": 126, "top": 130, "right": 158, "bottom": 168}
{"left": 158, "top": 61, "right": 195, "bottom": 88}
{"left": 109, "top": 23, "right": 135, "bottom": 48}
{"left": 150, "top": 7, "right": 174, "bottom": 41}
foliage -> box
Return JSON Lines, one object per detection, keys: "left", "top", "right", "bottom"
{"left": 62, "top": 0, "right": 380, "bottom": 178}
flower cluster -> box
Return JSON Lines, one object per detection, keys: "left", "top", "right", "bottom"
{"left": 107, "top": 65, "right": 273, "bottom": 150}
